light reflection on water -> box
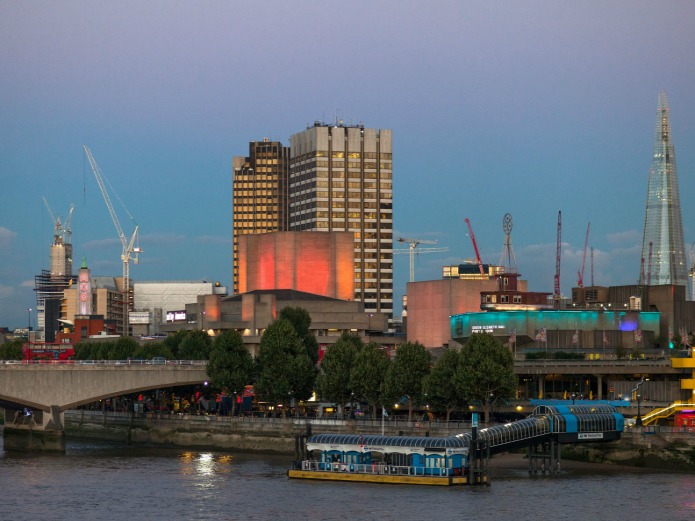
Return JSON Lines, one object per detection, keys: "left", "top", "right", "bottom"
{"left": 1, "top": 437, "right": 695, "bottom": 521}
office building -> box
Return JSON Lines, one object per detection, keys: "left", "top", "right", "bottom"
{"left": 232, "top": 139, "right": 290, "bottom": 294}
{"left": 289, "top": 122, "right": 393, "bottom": 323}
{"left": 639, "top": 91, "right": 687, "bottom": 287}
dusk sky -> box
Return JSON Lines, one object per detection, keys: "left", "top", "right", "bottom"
{"left": 2, "top": 1, "right": 695, "bottom": 330}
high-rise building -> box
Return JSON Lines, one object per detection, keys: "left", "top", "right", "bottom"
{"left": 232, "top": 138, "right": 290, "bottom": 293}
{"left": 639, "top": 91, "right": 687, "bottom": 288}
{"left": 289, "top": 122, "right": 393, "bottom": 323}
{"left": 34, "top": 205, "right": 75, "bottom": 341}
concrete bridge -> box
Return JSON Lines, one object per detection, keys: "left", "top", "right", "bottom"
{"left": 0, "top": 360, "right": 208, "bottom": 451}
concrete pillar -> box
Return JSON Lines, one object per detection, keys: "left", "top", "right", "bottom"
{"left": 597, "top": 375, "right": 603, "bottom": 400}
{"left": 1, "top": 406, "right": 65, "bottom": 452}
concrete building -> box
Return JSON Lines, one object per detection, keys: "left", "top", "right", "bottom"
{"left": 132, "top": 280, "right": 228, "bottom": 337}
{"left": 238, "top": 231, "right": 354, "bottom": 300}
{"left": 61, "top": 275, "right": 126, "bottom": 336}
{"left": 406, "top": 263, "right": 531, "bottom": 349}
{"left": 289, "top": 122, "right": 394, "bottom": 326}
{"left": 159, "top": 289, "right": 395, "bottom": 357}
{"left": 232, "top": 139, "right": 290, "bottom": 294}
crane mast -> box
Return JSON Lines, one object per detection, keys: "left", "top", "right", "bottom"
{"left": 577, "top": 222, "right": 590, "bottom": 288}
{"left": 83, "top": 145, "right": 141, "bottom": 335}
{"left": 464, "top": 218, "right": 485, "bottom": 276}
{"left": 554, "top": 211, "right": 562, "bottom": 304}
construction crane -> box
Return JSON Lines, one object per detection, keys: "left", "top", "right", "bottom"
{"left": 395, "top": 237, "right": 448, "bottom": 282}
{"left": 42, "top": 196, "right": 74, "bottom": 245}
{"left": 83, "top": 145, "right": 142, "bottom": 335}
{"left": 577, "top": 222, "right": 590, "bottom": 288}
{"left": 554, "top": 211, "right": 562, "bottom": 303}
{"left": 464, "top": 218, "right": 485, "bottom": 276}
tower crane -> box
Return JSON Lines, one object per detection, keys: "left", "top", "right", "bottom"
{"left": 577, "top": 222, "right": 590, "bottom": 288}
{"left": 554, "top": 211, "right": 562, "bottom": 304}
{"left": 42, "top": 196, "right": 74, "bottom": 244}
{"left": 83, "top": 145, "right": 142, "bottom": 335}
{"left": 395, "top": 237, "right": 448, "bottom": 282}
{"left": 464, "top": 218, "right": 485, "bottom": 276}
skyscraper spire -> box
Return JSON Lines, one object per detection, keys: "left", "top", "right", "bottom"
{"left": 639, "top": 91, "right": 687, "bottom": 287}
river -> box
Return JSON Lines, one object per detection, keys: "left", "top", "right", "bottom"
{"left": 1, "top": 435, "right": 694, "bottom": 521}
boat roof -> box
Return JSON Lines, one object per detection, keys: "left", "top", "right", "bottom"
{"left": 307, "top": 433, "right": 468, "bottom": 449}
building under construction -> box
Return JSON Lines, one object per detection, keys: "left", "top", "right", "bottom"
{"left": 34, "top": 201, "right": 75, "bottom": 342}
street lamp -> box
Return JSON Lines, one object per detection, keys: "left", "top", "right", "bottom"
{"left": 27, "top": 308, "right": 32, "bottom": 333}
{"left": 636, "top": 393, "right": 643, "bottom": 427}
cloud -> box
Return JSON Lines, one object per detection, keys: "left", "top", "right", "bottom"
{"left": 0, "top": 226, "right": 17, "bottom": 250}
{"left": 606, "top": 229, "right": 641, "bottom": 245}
{"left": 193, "top": 235, "right": 232, "bottom": 245}
{"left": 83, "top": 237, "right": 122, "bottom": 249}
{"left": 20, "top": 280, "right": 34, "bottom": 288}
{"left": 141, "top": 233, "right": 187, "bottom": 246}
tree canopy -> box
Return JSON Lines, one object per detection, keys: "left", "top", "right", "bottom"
{"left": 207, "top": 330, "right": 254, "bottom": 398}
{"left": 454, "top": 333, "right": 517, "bottom": 423}
{"left": 383, "top": 341, "right": 431, "bottom": 421}
{"left": 280, "top": 306, "right": 319, "bottom": 364}
{"left": 178, "top": 330, "right": 212, "bottom": 360}
{"left": 351, "top": 342, "right": 390, "bottom": 417}
{"left": 316, "top": 333, "right": 361, "bottom": 413}
{"left": 256, "top": 319, "right": 315, "bottom": 414}
{"left": 424, "top": 348, "right": 466, "bottom": 422}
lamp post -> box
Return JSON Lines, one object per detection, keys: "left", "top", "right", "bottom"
{"left": 27, "top": 307, "right": 32, "bottom": 334}
{"left": 636, "top": 393, "right": 643, "bottom": 427}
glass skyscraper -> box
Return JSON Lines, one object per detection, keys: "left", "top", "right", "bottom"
{"left": 639, "top": 91, "right": 687, "bottom": 287}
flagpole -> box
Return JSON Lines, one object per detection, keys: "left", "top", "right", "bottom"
{"left": 381, "top": 406, "right": 385, "bottom": 435}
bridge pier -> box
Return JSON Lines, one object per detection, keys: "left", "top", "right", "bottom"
{"left": 528, "top": 438, "right": 561, "bottom": 475}
{"left": 2, "top": 406, "right": 66, "bottom": 452}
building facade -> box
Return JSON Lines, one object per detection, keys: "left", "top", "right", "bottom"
{"left": 238, "top": 231, "right": 354, "bottom": 300}
{"left": 640, "top": 91, "right": 687, "bottom": 288}
{"left": 289, "top": 122, "right": 394, "bottom": 324}
{"left": 232, "top": 139, "right": 290, "bottom": 294}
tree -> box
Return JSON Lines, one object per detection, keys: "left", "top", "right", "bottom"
{"left": 0, "top": 339, "right": 22, "bottom": 360}
{"left": 424, "top": 348, "right": 465, "bottom": 422}
{"left": 256, "top": 319, "right": 315, "bottom": 415}
{"left": 454, "top": 333, "right": 517, "bottom": 424}
{"left": 383, "top": 342, "right": 431, "bottom": 422}
{"left": 178, "top": 330, "right": 212, "bottom": 360}
{"left": 279, "top": 306, "right": 319, "bottom": 364}
{"left": 316, "top": 335, "right": 360, "bottom": 414}
{"left": 207, "top": 330, "right": 254, "bottom": 407}
{"left": 351, "top": 342, "right": 390, "bottom": 418}
{"left": 108, "top": 337, "right": 140, "bottom": 360}
{"left": 162, "top": 330, "right": 188, "bottom": 359}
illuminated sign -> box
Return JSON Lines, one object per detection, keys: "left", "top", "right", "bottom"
{"left": 471, "top": 325, "right": 506, "bottom": 333}
{"left": 578, "top": 433, "right": 604, "bottom": 440}
{"left": 129, "top": 311, "right": 152, "bottom": 325}
{"left": 166, "top": 310, "right": 187, "bottom": 322}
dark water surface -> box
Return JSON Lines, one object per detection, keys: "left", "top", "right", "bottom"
{"left": 1, "top": 436, "right": 694, "bottom": 521}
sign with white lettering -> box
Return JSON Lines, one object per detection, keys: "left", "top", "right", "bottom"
{"left": 578, "top": 432, "right": 604, "bottom": 440}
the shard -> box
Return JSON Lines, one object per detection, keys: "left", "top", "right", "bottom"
{"left": 639, "top": 91, "right": 687, "bottom": 287}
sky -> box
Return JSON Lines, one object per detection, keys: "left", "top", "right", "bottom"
{"left": 1, "top": 1, "right": 695, "bottom": 330}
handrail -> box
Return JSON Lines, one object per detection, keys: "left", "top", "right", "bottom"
{"left": 0, "top": 359, "right": 208, "bottom": 366}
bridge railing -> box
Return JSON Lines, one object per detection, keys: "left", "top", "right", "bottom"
{"left": 1, "top": 359, "right": 208, "bottom": 366}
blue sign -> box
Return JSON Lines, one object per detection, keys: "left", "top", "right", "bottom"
{"left": 472, "top": 413, "right": 479, "bottom": 428}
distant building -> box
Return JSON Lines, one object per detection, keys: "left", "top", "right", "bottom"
{"left": 132, "top": 280, "right": 227, "bottom": 337}
{"left": 289, "top": 122, "right": 394, "bottom": 326}
{"left": 232, "top": 139, "right": 290, "bottom": 294}
{"left": 639, "top": 91, "right": 687, "bottom": 288}
{"left": 406, "top": 270, "right": 531, "bottom": 349}
{"left": 159, "top": 289, "right": 395, "bottom": 357}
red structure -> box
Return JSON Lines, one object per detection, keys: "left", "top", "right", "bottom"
{"left": 55, "top": 315, "right": 116, "bottom": 345}
{"left": 22, "top": 342, "right": 74, "bottom": 361}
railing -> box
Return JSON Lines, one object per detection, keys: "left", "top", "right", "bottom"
{"left": 296, "top": 460, "right": 452, "bottom": 477}
{"left": 1, "top": 360, "right": 208, "bottom": 366}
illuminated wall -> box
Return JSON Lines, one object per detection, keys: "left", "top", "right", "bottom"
{"left": 238, "top": 231, "right": 354, "bottom": 300}
{"left": 451, "top": 310, "right": 661, "bottom": 347}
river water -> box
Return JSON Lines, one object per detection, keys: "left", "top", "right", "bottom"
{"left": 1, "top": 435, "right": 695, "bottom": 521}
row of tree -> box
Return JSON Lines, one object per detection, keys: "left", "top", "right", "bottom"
{"left": 0, "top": 307, "right": 517, "bottom": 422}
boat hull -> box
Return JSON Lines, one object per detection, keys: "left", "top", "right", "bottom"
{"left": 287, "top": 469, "right": 479, "bottom": 486}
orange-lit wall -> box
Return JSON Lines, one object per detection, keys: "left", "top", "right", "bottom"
{"left": 238, "top": 231, "right": 354, "bottom": 300}
{"left": 407, "top": 278, "right": 504, "bottom": 348}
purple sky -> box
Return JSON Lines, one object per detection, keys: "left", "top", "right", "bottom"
{"left": 2, "top": 1, "right": 695, "bottom": 329}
